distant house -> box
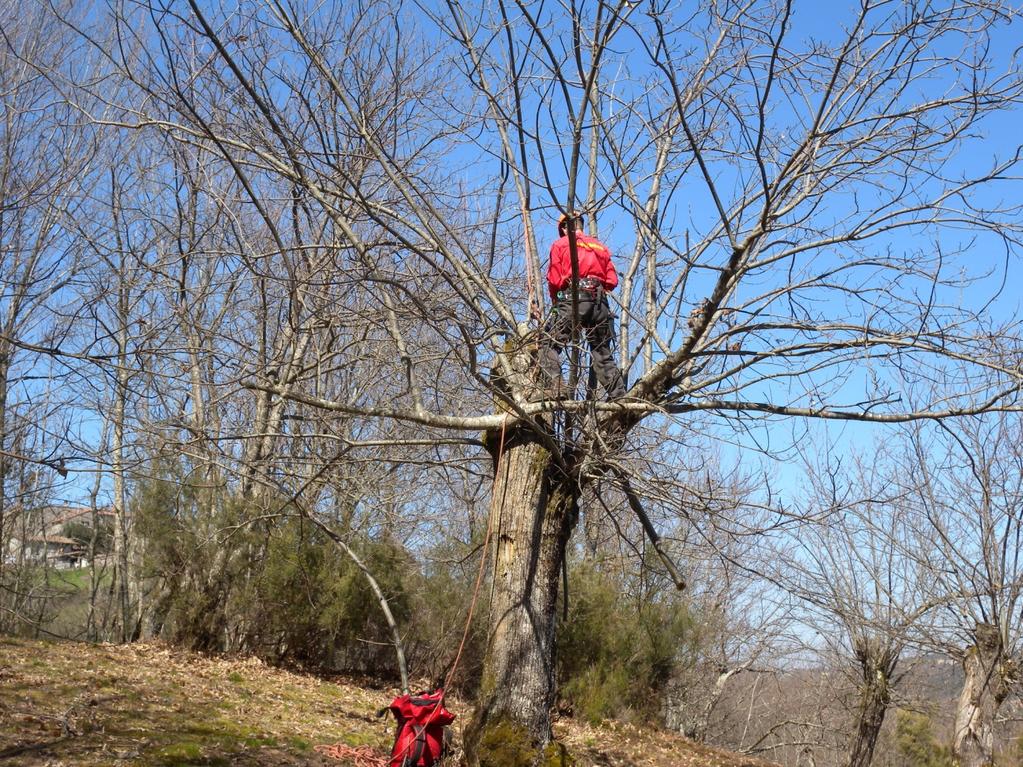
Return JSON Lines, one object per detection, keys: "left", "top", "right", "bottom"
{"left": 3, "top": 504, "right": 115, "bottom": 568}
{"left": 22, "top": 534, "right": 85, "bottom": 569}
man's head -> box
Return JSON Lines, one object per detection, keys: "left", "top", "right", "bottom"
{"left": 557, "top": 213, "right": 584, "bottom": 237}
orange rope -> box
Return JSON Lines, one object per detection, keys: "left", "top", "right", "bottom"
{"left": 313, "top": 743, "right": 389, "bottom": 766}
{"left": 523, "top": 212, "right": 541, "bottom": 322}
{"left": 318, "top": 422, "right": 510, "bottom": 765}
{"left": 445, "top": 419, "right": 507, "bottom": 688}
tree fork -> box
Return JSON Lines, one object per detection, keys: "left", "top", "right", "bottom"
{"left": 845, "top": 638, "right": 897, "bottom": 767}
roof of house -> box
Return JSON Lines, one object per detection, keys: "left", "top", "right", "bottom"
{"left": 48, "top": 507, "right": 115, "bottom": 526}
{"left": 26, "top": 535, "right": 81, "bottom": 547}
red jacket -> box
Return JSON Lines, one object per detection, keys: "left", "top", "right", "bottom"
{"left": 547, "top": 233, "right": 619, "bottom": 299}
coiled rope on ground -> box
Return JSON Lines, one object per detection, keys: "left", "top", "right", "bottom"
{"left": 313, "top": 743, "right": 389, "bottom": 766}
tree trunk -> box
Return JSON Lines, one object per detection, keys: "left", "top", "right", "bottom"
{"left": 85, "top": 419, "right": 109, "bottom": 641}
{"left": 464, "top": 425, "right": 576, "bottom": 764}
{"left": 111, "top": 336, "right": 141, "bottom": 643}
{"left": 111, "top": 374, "right": 132, "bottom": 641}
{"left": 846, "top": 638, "right": 897, "bottom": 767}
{"left": 953, "top": 623, "right": 1009, "bottom": 767}
{"left": 0, "top": 355, "right": 9, "bottom": 627}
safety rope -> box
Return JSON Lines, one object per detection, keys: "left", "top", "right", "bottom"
{"left": 523, "top": 206, "right": 541, "bottom": 321}
{"left": 525, "top": 214, "right": 550, "bottom": 408}
{"left": 317, "top": 422, "right": 509, "bottom": 765}
{"left": 448, "top": 419, "right": 507, "bottom": 686}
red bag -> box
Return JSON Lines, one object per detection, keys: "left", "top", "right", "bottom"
{"left": 388, "top": 689, "right": 455, "bottom": 767}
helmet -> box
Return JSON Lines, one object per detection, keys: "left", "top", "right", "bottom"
{"left": 557, "top": 212, "right": 584, "bottom": 234}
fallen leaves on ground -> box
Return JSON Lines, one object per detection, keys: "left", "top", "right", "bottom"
{"left": 0, "top": 637, "right": 777, "bottom": 766}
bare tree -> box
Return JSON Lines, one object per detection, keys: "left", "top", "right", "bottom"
{"left": 592, "top": 441, "right": 793, "bottom": 743}
{"left": 0, "top": 0, "right": 94, "bottom": 628}
{"left": 75, "top": 151, "right": 168, "bottom": 642}
{"left": 771, "top": 447, "right": 936, "bottom": 767}
{"left": 900, "top": 411, "right": 1023, "bottom": 766}
{"left": 61, "top": 0, "right": 1023, "bottom": 759}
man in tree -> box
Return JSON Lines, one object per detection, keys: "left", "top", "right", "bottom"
{"left": 90, "top": 1, "right": 1023, "bottom": 761}
{"left": 539, "top": 213, "right": 627, "bottom": 399}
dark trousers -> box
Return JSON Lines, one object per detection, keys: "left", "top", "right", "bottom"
{"left": 539, "top": 293, "right": 626, "bottom": 398}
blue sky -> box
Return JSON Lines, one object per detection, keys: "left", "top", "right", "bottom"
{"left": 18, "top": 0, "right": 1023, "bottom": 519}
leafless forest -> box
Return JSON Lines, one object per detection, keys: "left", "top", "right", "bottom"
{"left": 2, "top": 1, "right": 1023, "bottom": 765}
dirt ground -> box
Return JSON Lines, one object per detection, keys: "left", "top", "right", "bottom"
{"left": 0, "top": 637, "right": 777, "bottom": 766}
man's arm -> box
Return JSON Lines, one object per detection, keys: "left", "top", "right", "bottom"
{"left": 601, "top": 241, "right": 618, "bottom": 291}
{"left": 547, "top": 240, "right": 569, "bottom": 299}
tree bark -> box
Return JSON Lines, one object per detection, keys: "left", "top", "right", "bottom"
{"left": 465, "top": 424, "right": 576, "bottom": 763}
{"left": 0, "top": 354, "right": 9, "bottom": 621}
{"left": 953, "top": 623, "right": 1009, "bottom": 767}
{"left": 846, "top": 638, "right": 897, "bottom": 767}
{"left": 112, "top": 332, "right": 138, "bottom": 642}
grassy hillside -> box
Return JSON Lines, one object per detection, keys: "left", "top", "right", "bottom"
{"left": 0, "top": 636, "right": 776, "bottom": 766}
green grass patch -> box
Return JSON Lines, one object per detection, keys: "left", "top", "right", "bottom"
{"left": 242, "top": 735, "right": 278, "bottom": 748}
{"left": 152, "top": 740, "right": 231, "bottom": 766}
{"left": 156, "top": 741, "right": 203, "bottom": 760}
{"left": 55, "top": 567, "right": 93, "bottom": 590}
